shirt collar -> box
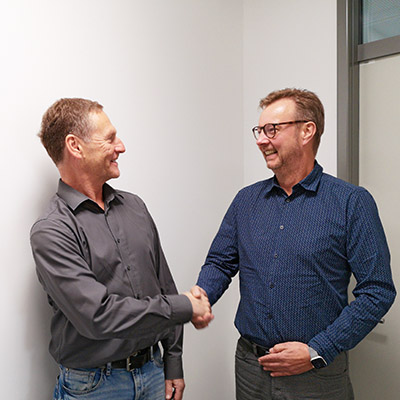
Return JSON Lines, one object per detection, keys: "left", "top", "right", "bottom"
{"left": 265, "top": 161, "right": 323, "bottom": 195}
{"left": 57, "top": 180, "right": 122, "bottom": 211}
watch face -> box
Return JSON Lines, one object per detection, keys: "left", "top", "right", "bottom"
{"left": 311, "top": 356, "right": 327, "bottom": 369}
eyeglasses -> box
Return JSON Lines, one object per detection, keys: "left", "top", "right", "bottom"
{"left": 252, "top": 120, "right": 310, "bottom": 140}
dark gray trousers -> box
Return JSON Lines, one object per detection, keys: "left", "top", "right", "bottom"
{"left": 235, "top": 337, "right": 354, "bottom": 400}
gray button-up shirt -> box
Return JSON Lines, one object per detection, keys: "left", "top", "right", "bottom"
{"left": 30, "top": 180, "right": 192, "bottom": 379}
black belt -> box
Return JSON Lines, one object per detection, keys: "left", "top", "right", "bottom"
{"left": 239, "top": 336, "right": 270, "bottom": 357}
{"left": 110, "top": 344, "right": 158, "bottom": 371}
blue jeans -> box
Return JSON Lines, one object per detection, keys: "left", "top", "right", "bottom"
{"left": 54, "top": 349, "right": 165, "bottom": 400}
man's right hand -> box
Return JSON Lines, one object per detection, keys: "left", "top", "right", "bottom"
{"left": 183, "top": 286, "right": 214, "bottom": 329}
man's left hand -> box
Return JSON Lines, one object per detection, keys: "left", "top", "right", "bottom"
{"left": 165, "top": 378, "right": 185, "bottom": 400}
{"left": 258, "top": 341, "right": 313, "bottom": 377}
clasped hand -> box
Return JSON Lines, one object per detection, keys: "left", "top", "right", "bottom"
{"left": 183, "top": 285, "right": 214, "bottom": 329}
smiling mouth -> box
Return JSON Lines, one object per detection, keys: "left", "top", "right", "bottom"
{"left": 264, "top": 150, "right": 277, "bottom": 156}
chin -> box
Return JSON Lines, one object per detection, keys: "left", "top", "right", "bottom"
{"left": 105, "top": 174, "right": 119, "bottom": 182}
{"left": 267, "top": 163, "right": 281, "bottom": 173}
{"left": 110, "top": 168, "right": 121, "bottom": 178}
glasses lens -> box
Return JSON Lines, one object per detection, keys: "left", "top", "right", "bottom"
{"left": 252, "top": 127, "right": 260, "bottom": 139}
{"left": 264, "top": 124, "right": 275, "bottom": 138}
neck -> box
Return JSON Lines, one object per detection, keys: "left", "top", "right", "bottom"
{"left": 59, "top": 165, "right": 105, "bottom": 209}
{"left": 274, "top": 158, "right": 315, "bottom": 196}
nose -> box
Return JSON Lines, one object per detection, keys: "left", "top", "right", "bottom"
{"left": 115, "top": 137, "right": 126, "bottom": 153}
{"left": 256, "top": 131, "right": 270, "bottom": 147}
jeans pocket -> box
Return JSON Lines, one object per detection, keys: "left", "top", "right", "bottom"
{"left": 311, "top": 352, "right": 349, "bottom": 380}
{"left": 60, "top": 367, "right": 104, "bottom": 396}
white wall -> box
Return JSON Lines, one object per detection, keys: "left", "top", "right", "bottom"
{"left": 0, "top": 1, "right": 337, "bottom": 399}
{"left": 243, "top": 0, "right": 337, "bottom": 185}
{"left": 0, "top": 1, "right": 243, "bottom": 399}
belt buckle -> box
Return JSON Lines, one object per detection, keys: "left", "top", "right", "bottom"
{"left": 126, "top": 351, "right": 139, "bottom": 371}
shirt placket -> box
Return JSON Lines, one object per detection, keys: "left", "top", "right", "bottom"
{"left": 267, "top": 193, "right": 292, "bottom": 322}
{"left": 104, "top": 208, "right": 141, "bottom": 297}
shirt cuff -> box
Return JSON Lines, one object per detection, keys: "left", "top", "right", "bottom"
{"left": 164, "top": 355, "right": 184, "bottom": 380}
{"left": 168, "top": 294, "right": 193, "bottom": 323}
{"left": 308, "top": 335, "right": 338, "bottom": 365}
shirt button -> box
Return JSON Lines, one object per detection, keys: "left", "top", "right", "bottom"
{"left": 279, "top": 225, "right": 284, "bottom": 230}
{"left": 117, "top": 238, "right": 121, "bottom": 243}
{"left": 268, "top": 313, "right": 273, "bottom": 319}
{"left": 274, "top": 253, "right": 278, "bottom": 259}
{"left": 127, "top": 265, "right": 131, "bottom": 271}
{"left": 285, "top": 198, "right": 290, "bottom": 203}
{"left": 270, "top": 283, "right": 275, "bottom": 289}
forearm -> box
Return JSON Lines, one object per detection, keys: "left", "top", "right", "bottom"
{"left": 196, "top": 196, "right": 240, "bottom": 305}
{"left": 196, "top": 263, "right": 233, "bottom": 305}
{"left": 308, "top": 289, "right": 396, "bottom": 363}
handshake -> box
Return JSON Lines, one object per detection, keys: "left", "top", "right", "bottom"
{"left": 183, "top": 285, "right": 214, "bottom": 329}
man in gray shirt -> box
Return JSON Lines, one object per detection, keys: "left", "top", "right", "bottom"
{"left": 30, "top": 98, "right": 213, "bottom": 400}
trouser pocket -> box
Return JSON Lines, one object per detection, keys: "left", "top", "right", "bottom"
{"left": 59, "top": 366, "right": 105, "bottom": 397}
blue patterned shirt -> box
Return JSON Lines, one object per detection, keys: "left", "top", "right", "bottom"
{"left": 197, "top": 162, "right": 395, "bottom": 363}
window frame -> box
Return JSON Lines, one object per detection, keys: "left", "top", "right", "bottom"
{"left": 337, "top": 0, "right": 400, "bottom": 184}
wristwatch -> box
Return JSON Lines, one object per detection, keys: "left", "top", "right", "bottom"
{"left": 308, "top": 346, "right": 327, "bottom": 369}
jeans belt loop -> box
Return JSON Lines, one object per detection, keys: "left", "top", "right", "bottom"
{"left": 106, "top": 362, "right": 112, "bottom": 376}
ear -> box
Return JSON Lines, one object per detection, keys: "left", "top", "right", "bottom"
{"left": 301, "top": 121, "right": 316, "bottom": 147}
{"left": 65, "top": 134, "right": 84, "bottom": 159}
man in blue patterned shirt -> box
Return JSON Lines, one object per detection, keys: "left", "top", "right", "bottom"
{"left": 193, "top": 88, "right": 396, "bottom": 399}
